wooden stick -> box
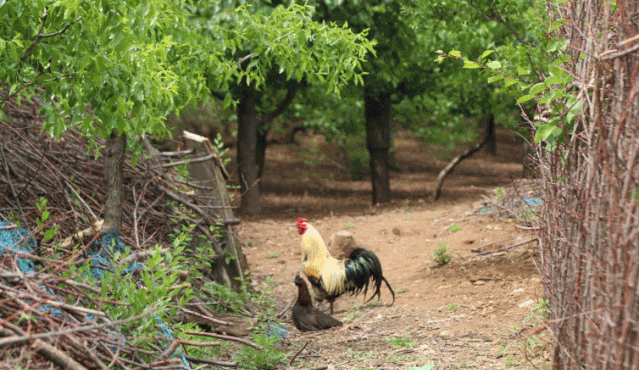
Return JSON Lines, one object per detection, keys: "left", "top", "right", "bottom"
{"left": 0, "top": 306, "right": 156, "bottom": 347}
{"left": 1, "top": 325, "right": 89, "bottom": 370}
{"left": 288, "top": 341, "right": 310, "bottom": 366}
{"left": 180, "top": 307, "right": 230, "bottom": 326}
{"left": 471, "top": 233, "right": 533, "bottom": 253}
{"left": 277, "top": 296, "right": 296, "bottom": 318}
{"left": 184, "top": 355, "right": 237, "bottom": 367}
{"left": 475, "top": 237, "right": 538, "bottom": 256}
{"left": 184, "top": 331, "right": 262, "bottom": 350}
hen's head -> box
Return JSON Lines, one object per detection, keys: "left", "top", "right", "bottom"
{"left": 296, "top": 218, "right": 308, "bottom": 235}
{"left": 294, "top": 273, "right": 305, "bottom": 287}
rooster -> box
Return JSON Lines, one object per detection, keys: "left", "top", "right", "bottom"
{"left": 292, "top": 274, "right": 343, "bottom": 332}
{"left": 296, "top": 217, "right": 395, "bottom": 313}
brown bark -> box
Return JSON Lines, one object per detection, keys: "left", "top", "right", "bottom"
{"left": 103, "top": 130, "right": 127, "bottom": 233}
{"left": 432, "top": 127, "right": 489, "bottom": 201}
{"left": 364, "top": 91, "right": 392, "bottom": 204}
{"left": 236, "top": 82, "right": 261, "bottom": 214}
{"left": 485, "top": 113, "right": 496, "bottom": 154}
{"left": 237, "top": 81, "right": 300, "bottom": 213}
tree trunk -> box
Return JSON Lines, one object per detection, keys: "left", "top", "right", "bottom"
{"left": 256, "top": 127, "right": 268, "bottom": 185}
{"left": 103, "top": 130, "right": 127, "bottom": 233}
{"left": 255, "top": 81, "right": 299, "bottom": 184}
{"left": 485, "top": 113, "right": 496, "bottom": 154}
{"left": 236, "top": 83, "right": 261, "bottom": 214}
{"left": 364, "top": 90, "right": 392, "bottom": 205}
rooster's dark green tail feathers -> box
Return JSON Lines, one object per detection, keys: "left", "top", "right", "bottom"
{"left": 344, "top": 248, "right": 395, "bottom": 306}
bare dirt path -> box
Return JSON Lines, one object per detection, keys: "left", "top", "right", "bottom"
{"left": 235, "top": 130, "right": 548, "bottom": 369}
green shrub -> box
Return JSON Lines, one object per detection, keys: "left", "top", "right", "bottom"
{"left": 431, "top": 243, "right": 452, "bottom": 265}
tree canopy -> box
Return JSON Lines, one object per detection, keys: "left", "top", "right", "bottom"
{"left": 1, "top": 1, "right": 373, "bottom": 156}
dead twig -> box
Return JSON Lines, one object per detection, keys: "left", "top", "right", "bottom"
{"left": 288, "top": 341, "right": 310, "bottom": 366}
{"left": 184, "top": 331, "right": 262, "bottom": 350}
{"left": 475, "top": 237, "right": 538, "bottom": 256}
{"left": 277, "top": 296, "right": 296, "bottom": 319}
{"left": 471, "top": 233, "right": 533, "bottom": 253}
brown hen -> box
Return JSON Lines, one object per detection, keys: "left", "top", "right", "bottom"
{"left": 292, "top": 274, "right": 343, "bottom": 332}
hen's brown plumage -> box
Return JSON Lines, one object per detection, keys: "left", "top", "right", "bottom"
{"left": 292, "top": 275, "right": 343, "bottom": 332}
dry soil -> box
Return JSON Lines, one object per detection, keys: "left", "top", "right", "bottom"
{"left": 236, "top": 129, "right": 549, "bottom": 370}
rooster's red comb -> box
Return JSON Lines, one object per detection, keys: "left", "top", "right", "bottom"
{"left": 296, "top": 218, "right": 308, "bottom": 234}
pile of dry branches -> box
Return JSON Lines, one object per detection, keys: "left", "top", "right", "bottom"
{"left": 538, "top": 1, "right": 639, "bottom": 368}
{"left": 0, "top": 229, "right": 257, "bottom": 369}
{"left": 0, "top": 93, "right": 263, "bottom": 368}
{"left": 0, "top": 92, "right": 184, "bottom": 248}
{"left": 0, "top": 247, "right": 181, "bottom": 370}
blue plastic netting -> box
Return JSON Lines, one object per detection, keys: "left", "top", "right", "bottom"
{"left": 0, "top": 220, "right": 38, "bottom": 273}
{"left": 86, "top": 228, "right": 144, "bottom": 280}
{"left": 0, "top": 221, "right": 191, "bottom": 369}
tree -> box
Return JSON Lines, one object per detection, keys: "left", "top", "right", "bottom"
{"left": 1, "top": 1, "right": 374, "bottom": 219}
{"left": 189, "top": 3, "right": 375, "bottom": 214}
{"left": 301, "top": 0, "right": 432, "bottom": 204}
{"left": 1, "top": 0, "right": 227, "bottom": 231}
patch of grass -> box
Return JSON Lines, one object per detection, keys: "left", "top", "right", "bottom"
{"left": 534, "top": 297, "right": 550, "bottom": 314}
{"left": 387, "top": 238, "right": 394, "bottom": 244}
{"left": 384, "top": 336, "right": 415, "bottom": 349}
{"left": 454, "top": 361, "right": 475, "bottom": 368}
{"left": 403, "top": 215, "right": 411, "bottom": 220}
{"left": 264, "top": 253, "right": 278, "bottom": 259}
{"left": 448, "top": 225, "right": 461, "bottom": 233}
{"left": 493, "top": 186, "right": 506, "bottom": 200}
{"left": 517, "top": 207, "right": 539, "bottom": 223}
{"left": 230, "top": 334, "right": 287, "bottom": 370}
{"left": 344, "top": 222, "right": 357, "bottom": 229}
{"left": 344, "top": 310, "right": 361, "bottom": 323}
{"left": 409, "top": 365, "right": 435, "bottom": 370}
{"left": 444, "top": 303, "right": 460, "bottom": 311}
{"left": 431, "top": 243, "right": 452, "bottom": 265}
{"left": 504, "top": 355, "right": 520, "bottom": 367}
{"left": 396, "top": 285, "right": 410, "bottom": 293}
{"left": 386, "top": 353, "right": 408, "bottom": 362}
{"left": 402, "top": 199, "right": 411, "bottom": 211}
{"left": 347, "top": 348, "right": 377, "bottom": 362}
{"left": 246, "top": 240, "right": 254, "bottom": 247}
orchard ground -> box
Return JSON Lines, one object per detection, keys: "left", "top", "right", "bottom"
{"left": 236, "top": 129, "right": 549, "bottom": 369}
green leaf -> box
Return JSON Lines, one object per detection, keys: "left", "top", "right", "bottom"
{"left": 486, "top": 60, "right": 501, "bottom": 69}
{"left": 44, "top": 228, "right": 56, "bottom": 242}
{"left": 463, "top": 60, "right": 480, "bottom": 69}
{"left": 546, "top": 75, "right": 573, "bottom": 85}
{"left": 550, "top": 19, "right": 566, "bottom": 32}
{"left": 516, "top": 94, "right": 536, "bottom": 104}
{"left": 448, "top": 50, "right": 461, "bottom": 57}
{"left": 530, "top": 82, "right": 548, "bottom": 95}
{"left": 487, "top": 74, "right": 503, "bottom": 83}
{"left": 503, "top": 78, "right": 519, "bottom": 88}
{"left": 480, "top": 50, "right": 493, "bottom": 60}
{"left": 535, "top": 123, "right": 559, "bottom": 143}
{"left": 516, "top": 66, "right": 529, "bottom": 76}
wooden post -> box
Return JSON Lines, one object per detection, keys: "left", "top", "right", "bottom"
{"left": 183, "top": 131, "right": 247, "bottom": 290}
